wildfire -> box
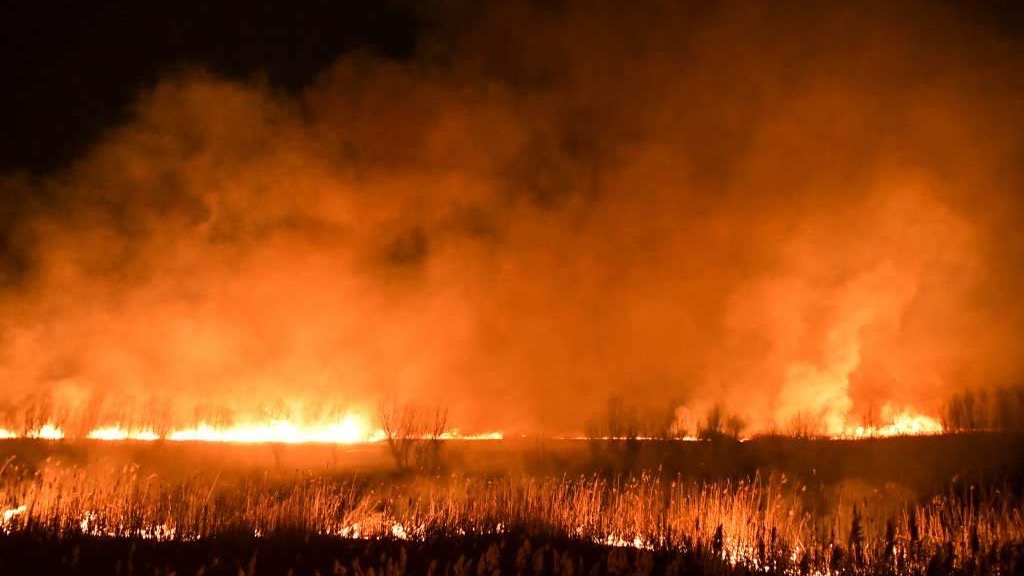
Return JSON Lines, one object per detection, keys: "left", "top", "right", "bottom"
{"left": 2, "top": 505, "right": 26, "bottom": 527}
{"left": 0, "top": 417, "right": 506, "bottom": 445}
{"left": 836, "top": 405, "right": 944, "bottom": 439}
{"left": 438, "top": 430, "right": 505, "bottom": 441}
{"left": 87, "top": 426, "right": 160, "bottom": 441}
{"left": 566, "top": 435, "right": 704, "bottom": 442}
{"left": 0, "top": 407, "right": 945, "bottom": 444}
{"left": 166, "top": 414, "right": 377, "bottom": 444}
{"left": 27, "top": 424, "right": 65, "bottom": 440}
{"left": 831, "top": 401, "right": 942, "bottom": 436}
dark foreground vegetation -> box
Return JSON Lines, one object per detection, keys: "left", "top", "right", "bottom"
{"left": 0, "top": 530, "right": 784, "bottom": 576}
{"left": 2, "top": 434, "right": 1024, "bottom": 575}
{"left": 3, "top": 525, "right": 1023, "bottom": 576}
{"left": 3, "top": 433, "right": 1024, "bottom": 489}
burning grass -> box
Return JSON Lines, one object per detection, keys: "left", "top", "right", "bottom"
{"left": 2, "top": 455, "right": 1022, "bottom": 575}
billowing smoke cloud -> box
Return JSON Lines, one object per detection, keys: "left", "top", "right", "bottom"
{"left": 1, "top": 0, "right": 1022, "bottom": 435}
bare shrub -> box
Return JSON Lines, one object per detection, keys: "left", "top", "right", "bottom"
{"left": 944, "top": 385, "right": 1024, "bottom": 433}
{"left": 784, "top": 412, "right": 824, "bottom": 439}
{"left": 697, "top": 404, "right": 745, "bottom": 441}
{"left": 377, "top": 398, "right": 448, "bottom": 473}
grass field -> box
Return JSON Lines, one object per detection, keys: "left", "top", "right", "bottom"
{"left": 2, "top": 435, "right": 1023, "bottom": 575}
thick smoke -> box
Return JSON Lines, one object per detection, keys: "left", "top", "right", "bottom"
{"left": 1, "top": 0, "right": 1022, "bottom": 435}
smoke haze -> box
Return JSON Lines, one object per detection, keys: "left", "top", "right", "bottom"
{"left": 1, "top": 0, "right": 1023, "bottom": 435}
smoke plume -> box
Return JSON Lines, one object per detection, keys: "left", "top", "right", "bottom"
{"left": 1, "top": 0, "right": 1022, "bottom": 435}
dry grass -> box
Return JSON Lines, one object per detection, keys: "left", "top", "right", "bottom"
{"left": 2, "top": 460, "right": 1023, "bottom": 574}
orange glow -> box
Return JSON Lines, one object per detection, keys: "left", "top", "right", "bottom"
{"left": 26, "top": 423, "right": 64, "bottom": 440}
{"left": 0, "top": 416, "right": 506, "bottom": 444}
{"left": 87, "top": 426, "right": 160, "bottom": 441}
{"left": 438, "top": 430, "right": 504, "bottom": 441}
{"left": 166, "top": 414, "right": 378, "bottom": 444}
{"left": 1, "top": 505, "right": 26, "bottom": 527}
{"left": 567, "top": 435, "right": 703, "bottom": 442}
{"left": 0, "top": 410, "right": 947, "bottom": 444}
{"left": 0, "top": 420, "right": 950, "bottom": 442}
{"left": 0, "top": 418, "right": 954, "bottom": 443}
{"left": 836, "top": 405, "right": 944, "bottom": 439}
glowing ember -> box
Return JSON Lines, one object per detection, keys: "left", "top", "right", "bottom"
{"left": 2, "top": 505, "right": 26, "bottom": 526}
{"left": 596, "top": 534, "right": 656, "bottom": 550}
{"left": 568, "top": 435, "right": 704, "bottom": 441}
{"left": 438, "top": 430, "right": 504, "bottom": 441}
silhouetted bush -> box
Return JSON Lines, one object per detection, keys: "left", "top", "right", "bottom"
{"left": 944, "top": 386, "right": 1024, "bottom": 432}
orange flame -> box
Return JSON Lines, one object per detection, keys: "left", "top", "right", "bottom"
{"left": 0, "top": 409, "right": 943, "bottom": 444}
{"left": 166, "top": 415, "right": 376, "bottom": 444}
{"left": 836, "top": 405, "right": 944, "bottom": 439}
{"left": 87, "top": 426, "right": 160, "bottom": 442}
{"left": 27, "top": 424, "right": 65, "bottom": 440}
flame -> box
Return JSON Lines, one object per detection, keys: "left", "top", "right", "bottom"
{"left": 0, "top": 415, "right": 505, "bottom": 444}
{"left": 837, "top": 405, "right": 944, "bottom": 439}
{"left": 0, "top": 408, "right": 942, "bottom": 444}
{"left": 438, "top": 430, "right": 504, "bottom": 441}
{"left": 166, "top": 414, "right": 377, "bottom": 444}
{"left": 87, "top": 426, "right": 160, "bottom": 441}
{"left": 566, "top": 435, "right": 703, "bottom": 441}
{"left": 2, "top": 505, "right": 26, "bottom": 526}
{"left": 27, "top": 423, "right": 64, "bottom": 440}
{"left": 596, "top": 533, "right": 656, "bottom": 550}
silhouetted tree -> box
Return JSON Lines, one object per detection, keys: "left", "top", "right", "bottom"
{"left": 377, "top": 398, "right": 448, "bottom": 473}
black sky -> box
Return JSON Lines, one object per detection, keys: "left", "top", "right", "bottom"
{"left": 3, "top": 0, "right": 1024, "bottom": 175}
{"left": 1, "top": 0, "right": 419, "bottom": 174}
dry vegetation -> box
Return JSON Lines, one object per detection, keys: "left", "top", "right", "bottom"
{"left": 944, "top": 387, "right": 1024, "bottom": 433}
{"left": 377, "top": 400, "right": 449, "bottom": 473}
{"left": 2, "top": 454, "right": 1023, "bottom": 575}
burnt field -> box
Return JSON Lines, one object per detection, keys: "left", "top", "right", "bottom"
{"left": 2, "top": 434, "right": 1023, "bottom": 575}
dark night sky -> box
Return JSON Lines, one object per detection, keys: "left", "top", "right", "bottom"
{"left": 1, "top": 0, "right": 420, "bottom": 173}
{"left": 2, "top": 0, "right": 1023, "bottom": 174}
